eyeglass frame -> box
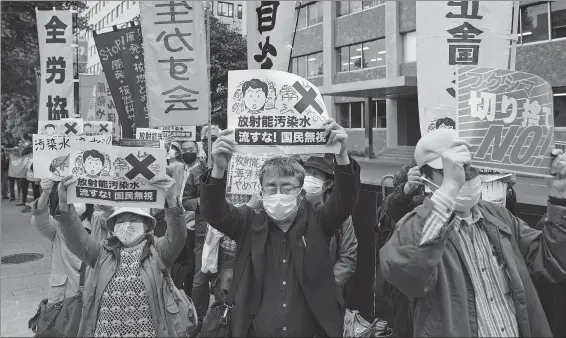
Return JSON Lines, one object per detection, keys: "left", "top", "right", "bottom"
{"left": 261, "top": 184, "right": 303, "bottom": 196}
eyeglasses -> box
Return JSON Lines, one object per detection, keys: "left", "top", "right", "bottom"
{"left": 201, "top": 137, "right": 218, "bottom": 143}
{"left": 262, "top": 185, "right": 302, "bottom": 196}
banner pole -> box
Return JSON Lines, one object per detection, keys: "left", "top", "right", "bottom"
{"left": 509, "top": 1, "right": 519, "bottom": 71}
{"left": 287, "top": 2, "right": 302, "bottom": 72}
{"left": 206, "top": 2, "right": 213, "bottom": 168}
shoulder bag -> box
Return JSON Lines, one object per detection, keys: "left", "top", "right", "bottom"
{"left": 28, "top": 262, "right": 86, "bottom": 337}
{"left": 151, "top": 245, "right": 198, "bottom": 337}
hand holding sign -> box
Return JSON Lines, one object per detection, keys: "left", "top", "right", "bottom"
{"left": 58, "top": 175, "right": 77, "bottom": 213}
{"left": 404, "top": 166, "right": 424, "bottom": 195}
{"left": 149, "top": 175, "right": 176, "bottom": 206}
{"left": 440, "top": 140, "right": 473, "bottom": 199}
{"left": 41, "top": 178, "right": 54, "bottom": 194}
{"left": 548, "top": 149, "right": 566, "bottom": 199}
{"left": 212, "top": 129, "right": 237, "bottom": 176}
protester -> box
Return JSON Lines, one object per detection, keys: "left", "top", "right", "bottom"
{"left": 17, "top": 134, "right": 33, "bottom": 208}
{"left": 53, "top": 174, "right": 187, "bottom": 337}
{"left": 303, "top": 154, "right": 358, "bottom": 295}
{"left": 182, "top": 124, "right": 221, "bottom": 331}
{"left": 380, "top": 128, "right": 566, "bottom": 337}
{"left": 199, "top": 118, "right": 360, "bottom": 336}
{"left": 1, "top": 144, "right": 9, "bottom": 199}
{"left": 31, "top": 179, "right": 111, "bottom": 304}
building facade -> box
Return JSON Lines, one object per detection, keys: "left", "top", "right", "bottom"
{"left": 81, "top": 0, "right": 246, "bottom": 75}
{"left": 288, "top": 1, "right": 566, "bottom": 155}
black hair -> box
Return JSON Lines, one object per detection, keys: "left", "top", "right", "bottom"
{"left": 242, "top": 79, "right": 268, "bottom": 97}
{"left": 44, "top": 124, "right": 56, "bottom": 130}
{"left": 80, "top": 204, "right": 95, "bottom": 223}
{"left": 83, "top": 123, "right": 93, "bottom": 129}
{"left": 393, "top": 158, "right": 418, "bottom": 187}
{"left": 82, "top": 149, "right": 105, "bottom": 165}
{"left": 419, "top": 164, "right": 438, "bottom": 180}
{"left": 435, "top": 117, "right": 456, "bottom": 129}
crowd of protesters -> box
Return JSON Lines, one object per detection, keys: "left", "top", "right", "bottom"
{"left": 7, "top": 120, "right": 566, "bottom": 337}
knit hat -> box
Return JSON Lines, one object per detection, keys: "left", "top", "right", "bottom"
{"left": 106, "top": 207, "right": 156, "bottom": 232}
{"left": 303, "top": 154, "right": 335, "bottom": 177}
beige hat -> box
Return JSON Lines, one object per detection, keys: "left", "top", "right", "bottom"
{"left": 105, "top": 207, "right": 156, "bottom": 232}
{"left": 414, "top": 129, "right": 459, "bottom": 169}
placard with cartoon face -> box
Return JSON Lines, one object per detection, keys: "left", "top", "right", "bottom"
{"left": 38, "top": 118, "right": 84, "bottom": 136}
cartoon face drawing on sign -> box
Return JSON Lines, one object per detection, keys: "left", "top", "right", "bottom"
{"left": 242, "top": 79, "right": 269, "bottom": 114}
{"left": 428, "top": 117, "right": 456, "bottom": 133}
{"left": 43, "top": 124, "right": 57, "bottom": 136}
{"left": 72, "top": 149, "right": 112, "bottom": 178}
{"left": 83, "top": 123, "right": 94, "bottom": 134}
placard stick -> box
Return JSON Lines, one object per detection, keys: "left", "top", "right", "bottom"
{"left": 509, "top": 1, "right": 519, "bottom": 71}
{"left": 206, "top": 2, "right": 213, "bottom": 168}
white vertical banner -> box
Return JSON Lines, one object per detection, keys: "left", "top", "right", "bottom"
{"left": 247, "top": 1, "right": 296, "bottom": 71}
{"left": 139, "top": 1, "right": 209, "bottom": 127}
{"left": 416, "top": 1, "right": 513, "bottom": 135}
{"left": 36, "top": 9, "right": 75, "bottom": 120}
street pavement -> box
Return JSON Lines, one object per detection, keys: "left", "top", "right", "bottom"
{"left": 1, "top": 198, "right": 52, "bottom": 337}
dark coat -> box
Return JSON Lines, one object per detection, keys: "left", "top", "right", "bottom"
{"left": 199, "top": 159, "right": 360, "bottom": 337}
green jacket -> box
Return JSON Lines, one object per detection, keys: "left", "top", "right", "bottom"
{"left": 380, "top": 199, "right": 566, "bottom": 337}
{"left": 55, "top": 204, "right": 187, "bottom": 337}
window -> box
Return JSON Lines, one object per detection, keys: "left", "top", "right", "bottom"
{"left": 297, "top": 2, "right": 323, "bottom": 29}
{"left": 111, "top": 9, "right": 115, "bottom": 20}
{"left": 237, "top": 4, "right": 243, "bottom": 19}
{"left": 337, "top": 39, "right": 385, "bottom": 72}
{"left": 350, "top": 1, "right": 362, "bottom": 14}
{"left": 552, "top": 1, "right": 566, "bottom": 39}
{"left": 217, "top": 2, "right": 234, "bottom": 17}
{"left": 337, "top": 103, "right": 350, "bottom": 128}
{"left": 297, "top": 55, "right": 307, "bottom": 78}
{"left": 371, "top": 100, "right": 387, "bottom": 128}
{"left": 338, "top": 101, "right": 386, "bottom": 129}
{"left": 555, "top": 91, "right": 566, "bottom": 127}
{"left": 307, "top": 52, "right": 323, "bottom": 77}
{"left": 520, "top": 3, "right": 550, "bottom": 43}
{"left": 403, "top": 31, "right": 417, "bottom": 62}
{"left": 121, "top": 1, "right": 126, "bottom": 13}
{"left": 337, "top": 1, "right": 349, "bottom": 17}
{"left": 337, "top": 1, "right": 383, "bottom": 17}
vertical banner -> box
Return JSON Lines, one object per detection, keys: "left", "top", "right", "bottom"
{"left": 457, "top": 66, "right": 554, "bottom": 177}
{"left": 416, "top": 1, "right": 513, "bottom": 135}
{"left": 228, "top": 69, "right": 339, "bottom": 154}
{"left": 36, "top": 9, "right": 75, "bottom": 120}
{"left": 94, "top": 25, "right": 148, "bottom": 138}
{"left": 247, "top": 1, "right": 296, "bottom": 70}
{"left": 105, "top": 82, "right": 121, "bottom": 139}
{"left": 85, "top": 85, "right": 97, "bottom": 121}
{"left": 140, "top": 1, "right": 209, "bottom": 127}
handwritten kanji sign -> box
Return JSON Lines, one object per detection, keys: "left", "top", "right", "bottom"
{"left": 416, "top": 1, "right": 513, "bottom": 136}
{"left": 38, "top": 118, "right": 84, "bottom": 136}
{"left": 226, "top": 153, "right": 270, "bottom": 195}
{"left": 157, "top": 125, "right": 196, "bottom": 141}
{"left": 67, "top": 142, "right": 166, "bottom": 207}
{"left": 457, "top": 66, "right": 554, "bottom": 177}
{"left": 33, "top": 134, "right": 111, "bottom": 180}
{"left": 119, "top": 138, "right": 161, "bottom": 148}
{"left": 136, "top": 128, "right": 165, "bottom": 148}
{"left": 228, "top": 69, "right": 339, "bottom": 154}
{"left": 36, "top": 9, "right": 75, "bottom": 120}
{"left": 140, "top": 1, "right": 209, "bottom": 127}
{"left": 247, "top": 1, "right": 295, "bottom": 71}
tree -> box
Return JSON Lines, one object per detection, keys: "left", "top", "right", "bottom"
{"left": 209, "top": 15, "right": 247, "bottom": 128}
{"left": 1, "top": 1, "right": 87, "bottom": 137}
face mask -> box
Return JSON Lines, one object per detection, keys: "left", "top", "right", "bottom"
{"left": 182, "top": 152, "right": 197, "bottom": 165}
{"left": 262, "top": 192, "right": 300, "bottom": 225}
{"left": 114, "top": 221, "right": 146, "bottom": 247}
{"left": 455, "top": 176, "right": 482, "bottom": 212}
{"left": 303, "top": 176, "right": 325, "bottom": 197}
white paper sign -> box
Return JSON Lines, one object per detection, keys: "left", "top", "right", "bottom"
{"left": 33, "top": 134, "right": 112, "bottom": 180}
{"left": 36, "top": 9, "right": 75, "bottom": 120}
{"left": 247, "top": 1, "right": 296, "bottom": 71}
{"left": 38, "top": 118, "right": 84, "bottom": 136}
{"left": 416, "top": 1, "right": 513, "bottom": 135}
{"left": 84, "top": 121, "right": 113, "bottom": 135}
{"left": 67, "top": 143, "right": 167, "bottom": 207}
{"left": 158, "top": 125, "right": 197, "bottom": 141}
{"left": 228, "top": 69, "right": 339, "bottom": 154}
{"left": 226, "top": 153, "right": 270, "bottom": 195}
{"left": 481, "top": 181, "right": 508, "bottom": 207}
{"left": 139, "top": 1, "right": 209, "bottom": 127}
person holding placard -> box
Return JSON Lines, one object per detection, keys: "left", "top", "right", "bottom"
{"left": 199, "top": 118, "right": 360, "bottom": 337}
{"left": 380, "top": 128, "right": 566, "bottom": 337}
{"left": 53, "top": 174, "right": 192, "bottom": 337}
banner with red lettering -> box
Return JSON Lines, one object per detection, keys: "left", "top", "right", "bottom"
{"left": 457, "top": 66, "right": 554, "bottom": 177}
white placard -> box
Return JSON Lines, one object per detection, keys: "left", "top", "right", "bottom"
{"left": 226, "top": 153, "right": 270, "bottom": 195}
{"left": 158, "top": 125, "right": 197, "bottom": 141}
{"left": 38, "top": 118, "right": 84, "bottom": 136}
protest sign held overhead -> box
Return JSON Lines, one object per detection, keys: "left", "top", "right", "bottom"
{"left": 226, "top": 153, "right": 270, "bottom": 195}
{"left": 228, "top": 69, "right": 339, "bottom": 154}
{"left": 247, "top": 1, "right": 295, "bottom": 71}
{"left": 136, "top": 128, "right": 165, "bottom": 148}
{"left": 38, "top": 118, "right": 84, "bottom": 136}
{"left": 140, "top": 1, "right": 209, "bottom": 127}
{"left": 94, "top": 25, "right": 148, "bottom": 138}
{"left": 119, "top": 138, "right": 161, "bottom": 148}
{"left": 84, "top": 121, "right": 113, "bottom": 136}
{"left": 67, "top": 142, "right": 167, "bottom": 208}
{"left": 36, "top": 9, "right": 75, "bottom": 120}
{"left": 416, "top": 1, "right": 514, "bottom": 136}
{"left": 457, "top": 66, "right": 554, "bottom": 177}
{"left": 33, "top": 134, "right": 112, "bottom": 180}
{"left": 158, "top": 125, "right": 196, "bottom": 142}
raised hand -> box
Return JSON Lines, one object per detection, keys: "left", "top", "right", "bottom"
{"left": 404, "top": 166, "right": 423, "bottom": 195}
{"left": 439, "top": 139, "right": 473, "bottom": 199}
{"left": 149, "top": 175, "right": 177, "bottom": 204}
{"left": 58, "top": 175, "right": 77, "bottom": 212}
{"left": 547, "top": 149, "right": 566, "bottom": 199}
{"left": 323, "top": 118, "right": 348, "bottom": 155}
{"left": 211, "top": 129, "right": 237, "bottom": 173}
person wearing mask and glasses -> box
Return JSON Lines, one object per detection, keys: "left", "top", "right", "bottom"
{"left": 199, "top": 118, "right": 360, "bottom": 337}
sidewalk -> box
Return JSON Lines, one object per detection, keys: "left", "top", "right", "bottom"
{"left": 1, "top": 199, "right": 52, "bottom": 337}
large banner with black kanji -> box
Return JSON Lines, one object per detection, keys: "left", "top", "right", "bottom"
{"left": 140, "top": 1, "right": 209, "bottom": 127}
{"left": 36, "top": 9, "right": 75, "bottom": 120}
{"left": 94, "top": 25, "right": 148, "bottom": 138}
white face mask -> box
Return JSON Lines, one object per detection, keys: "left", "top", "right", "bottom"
{"left": 114, "top": 221, "right": 146, "bottom": 247}
{"left": 303, "top": 176, "right": 325, "bottom": 197}
{"left": 455, "top": 175, "right": 482, "bottom": 212}
{"left": 262, "top": 192, "right": 300, "bottom": 226}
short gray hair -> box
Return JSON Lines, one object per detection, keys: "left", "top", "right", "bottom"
{"left": 258, "top": 156, "right": 305, "bottom": 187}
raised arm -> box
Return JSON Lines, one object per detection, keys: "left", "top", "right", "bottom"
{"left": 30, "top": 179, "right": 57, "bottom": 241}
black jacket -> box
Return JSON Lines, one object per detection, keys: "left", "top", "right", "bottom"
{"left": 199, "top": 159, "right": 360, "bottom": 337}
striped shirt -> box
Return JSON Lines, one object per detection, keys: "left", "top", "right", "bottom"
{"left": 420, "top": 190, "right": 520, "bottom": 337}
